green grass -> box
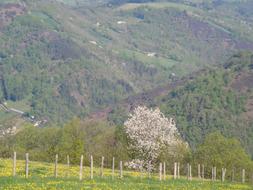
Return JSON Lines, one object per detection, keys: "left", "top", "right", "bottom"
{"left": 0, "top": 111, "right": 26, "bottom": 130}
{"left": 6, "top": 99, "right": 31, "bottom": 113}
{"left": 116, "top": 2, "right": 203, "bottom": 13}
{"left": 0, "top": 0, "right": 19, "bottom": 4}
{"left": 0, "top": 159, "right": 252, "bottom": 190}
{"left": 1, "top": 176, "right": 252, "bottom": 190}
{"left": 118, "top": 49, "right": 177, "bottom": 69}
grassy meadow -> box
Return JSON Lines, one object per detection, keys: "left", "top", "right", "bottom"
{"left": 0, "top": 158, "right": 252, "bottom": 190}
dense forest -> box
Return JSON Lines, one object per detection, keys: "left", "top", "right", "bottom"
{"left": 158, "top": 52, "right": 253, "bottom": 156}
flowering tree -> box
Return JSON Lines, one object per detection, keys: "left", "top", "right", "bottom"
{"left": 124, "top": 106, "right": 186, "bottom": 169}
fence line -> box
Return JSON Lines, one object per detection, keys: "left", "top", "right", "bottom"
{"left": 8, "top": 152, "right": 253, "bottom": 184}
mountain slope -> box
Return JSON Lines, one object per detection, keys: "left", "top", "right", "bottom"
{"left": 156, "top": 52, "right": 253, "bottom": 157}
{"left": 91, "top": 52, "right": 253, "bottom": 157}
{"left": 0, "top": 0, "right": 253, "bottom": 124}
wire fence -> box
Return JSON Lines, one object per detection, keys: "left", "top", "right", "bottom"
{"left": 2, "top": 152, "right": 253, "bottom": 185}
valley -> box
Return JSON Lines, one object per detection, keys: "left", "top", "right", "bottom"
{"left": 0, "top": 0, "right": 253, "bottom": 164}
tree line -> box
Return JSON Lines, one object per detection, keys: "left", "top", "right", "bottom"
{"left": 0, "top": 113, "right": 252, "bottom": 180}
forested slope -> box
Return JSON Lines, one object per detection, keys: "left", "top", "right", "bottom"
{"left": 157, "top": 52, "right": 253, "bottom": 157}
{"left": 0, "top": 0, "right": 253, "bottom": 126}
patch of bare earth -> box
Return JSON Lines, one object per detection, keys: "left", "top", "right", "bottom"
{"left": 244, "top": 97, "right": 253, "bottom": 121}
{"left": 185, "top": 13, "right": 253, "bottom": 51}
{"left": 70, "top": 91, "right": 87, "bottom": 107}
{"left": 230, "top": 73, "right": 253, "bottom": 92}
{"left": 0, "top": 4, "right": 26, "bottom": 29}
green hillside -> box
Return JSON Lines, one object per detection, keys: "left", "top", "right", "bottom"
{"left": 0, "top": 0, "right": 253, "bottom": 126}
{"left": 155, "top": 52, "right": 253, "bottom": 157}
{"left": 105, "top": 52, "right": 253, "bottom": 157}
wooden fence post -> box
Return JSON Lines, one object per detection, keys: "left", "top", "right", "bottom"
{"left": 202, "top": 164, "right": 205, "bottom": 179}
{"left": 101, "top": 156, "right": 104, "bottom": 177}
{"left": 221, "top": 168, "right": 224, "bottom": 182}
{"left": 54, "top": 154, "right": 58, "bottom": 178}
{"left": 112, "top": 157, "right": 115, "bottom": 179}
{"left": 177, "top": 162, "right": 180, "bottom": 179}
{"left": 25, "top": 153, "right": 29, "bottom": 179}
{"left": 212, "top": 167, "right": 214, "bottom": 181}
{"left": 13, "top": 152, "right": 16, "bottom": 177}
{"left": 232, "top": 167, "right": 235, "bottom": 182}
{"left": 187, "top": 163, "right": 189, "bottom": 180}
{"left": 242, "top": 169, "right": 245, "bottom": 183}
{"left": 67, "top": 155, "right": 70, "bottom": 177}
{"left": 163, "top": 162, "right": 166, "bottom": 180}
{"left": 120, "top": 161, "right": 123, "bottom": 178}
{"left": 189, "top": 164, "right": 192, "bottom": 180}
{"left": 173, "top": 162, "right": 177, "bottom": 179}
{"left": 79, "top": 155, "right": 83, "bottom": 181}
{"left": 198, "top": 164, "right": 201, "bottom": 179}
{"left": 214, "top": 167, "right": 216, "bottom": 181}
{"left": 90, "top": 155, "right": 93, "bottom": 179}
{"left": 159, "top": 162, "right": 162, "bottom": 181}
{"left": 222, "top": 168, "right": 226, "bottom": 182}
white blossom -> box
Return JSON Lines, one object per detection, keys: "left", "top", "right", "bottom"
{"left": 124, "top": 106, "right": 184, "bottom": 168}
